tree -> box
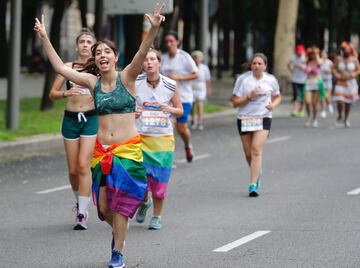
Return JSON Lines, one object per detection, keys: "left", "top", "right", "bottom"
{"left": 40, "top": 0, "right": 68, "bottom": 111}
{"left": 124, "top": 15, "right": 143, "bottom": 66}
{"left": 232, "top": 0, "right": 247, "bottom": 76}
{"left": 273, "top": 0, "right": 299, "bottom": 93}
{"left": 78, "top": 0, "right": 87, "bottom": 28}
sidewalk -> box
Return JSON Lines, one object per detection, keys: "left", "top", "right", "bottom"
{"left": 0, "top": 73, "right": 292, "bottom": 162}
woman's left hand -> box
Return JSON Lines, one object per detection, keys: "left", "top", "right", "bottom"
{"left": 145, "top": 3, "right": 166, "bottom": 27}
{"left": 159, "top": 103, "right": 172, "bottom": 114}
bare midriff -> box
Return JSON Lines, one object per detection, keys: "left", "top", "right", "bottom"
{"left": 65, "top": 94, "right": 95, "bottom": 112}
{"left": 97, "top": 113, "right": 138, "bottom": 145}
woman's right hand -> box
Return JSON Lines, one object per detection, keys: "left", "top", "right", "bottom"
{"left": 33, "top": 14, "right": 48, "bottom": 40}
{"left": 135, "top": 106, "right": 143, "bottom": 119}
{"left": 248, "top": 87, "right": 260, "bottom": 99}
{"left": 64, "top": 87, "right": 83, "bottom": 97}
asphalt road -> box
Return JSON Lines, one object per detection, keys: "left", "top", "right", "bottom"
{"left": 1, "top": 104, "right": 359, "bottom": 268}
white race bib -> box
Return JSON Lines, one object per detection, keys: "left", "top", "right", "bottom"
{"left": 139, "top": 105, "right": 171, "bottom": 135}
{"left": 241, "top": 117, "right": 263, "bottom": 132}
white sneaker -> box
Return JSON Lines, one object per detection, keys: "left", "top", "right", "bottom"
{"left": 320, "top": 110, "right": 327, "bottom": 118}
{"left": 198, "top": 125, "right": 204, "bottom": 131}
{"left": 345, "top": 120, "right": 351, "bottom": 128}
{"left": 311, "top": 119, "right": 318, "bottom": 128}
{"left": 328, "top": 104, "right": 334, "bottom": 114}
{"left": 191, "top": 124, "right": 197, "bottom": 130}
{"left": 305, "top": 118, "right": 311, "bottom": 127}
{"left": 335, "top": 119, "right": 343, "bottom": 128}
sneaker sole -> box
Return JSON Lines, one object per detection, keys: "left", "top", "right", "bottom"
{"left": 73, "top": 224, "right": 87, "bottom": 230}
{"left": 108, "top": 264, "right": 125, "bottom": 268}
{"left": 249, "top": 191, "right": 259, "bottom": 197}
{"left": 148, "top": 225, "right": 162, "bottom": 230}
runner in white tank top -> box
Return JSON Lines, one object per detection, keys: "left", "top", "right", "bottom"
{"left": 135, "top": 49, "right": 183, "bottom": 230}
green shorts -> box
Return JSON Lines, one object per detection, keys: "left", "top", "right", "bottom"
{"left": 300, "top": 79, "right": 327, "bottom": 101}
{"left": 61, "top": 109, "right": 98, "bottom": 140}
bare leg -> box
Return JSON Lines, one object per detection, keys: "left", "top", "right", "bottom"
{"left": 240, "top": 133, "right": 252, "bottom": 166}
{"left": 249, "top": 131, "right": 269, "bottom": 184}
{"left": 78, "top": 137, "right": 97, "bottom": 197}
{"left": 153, "top": 196, "right": 164, "bottom": 217}
{"left": 337, "top": 101, "right": 343, "bottom": 121}
{"left": 113, "top": 212, "right": 128, "bottom": 253}
{"left": 176, "top": 122, "right": 191, "bottom": 147}
{"left": 312, "top": 92, "right": 320, "bottom": 120}
{"left": 197, "top": 100, "right": 204, "bottom": 126}
{"left": 305, "top": 91, "right": 312, "bottom": 118}
{"left": 64, "top": 139, "right": 80, "bottom": 199}
{"left": 98, "top": 186, "right": 113, "bottom": 226}
{"left": 344, "top": 103, "right": 352, "bottom": 121}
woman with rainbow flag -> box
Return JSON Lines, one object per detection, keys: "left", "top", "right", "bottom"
{"left": 34, "top": 4, "right": 165, "bottom": 268}
{"left": 135, "top": 49, "right": 183, "bottom": 230}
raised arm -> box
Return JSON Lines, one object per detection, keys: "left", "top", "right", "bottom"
{"left": 123, "top": 4, "right": 165, "bottom": 83}
{"left": 34, "top": 15, "right": 97, "bottom": 89}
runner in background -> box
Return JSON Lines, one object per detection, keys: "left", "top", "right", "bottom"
{"left": 320, "top": 50, "right": 334, "bottom": 118}
{"left": 135, "top": 49, "right": 183, "bottom": 230}
{"left": 232, "top": 53, "right": 281, "bottom": 197}
{"left": 288, "top": 44, "right": 307, "bottom": 117}
{"left": 303, "top": 46, "right": 326, "bottom": 128}
{"left": 190, "top": 50, "right": 212, "bottom": 130}
{"left": 332, "top": 41, "right": 360, "bottom": 128}
{"left": 160, "top": 31, "right": 198, "bottom": 163}
{"left": 49, "top": 28, "right": 97, "bottom": 230}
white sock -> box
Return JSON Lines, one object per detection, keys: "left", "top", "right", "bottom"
{"left": 73, "top": 191, "right": 79, "bottom": 203}
{"left": 78, "top": 196, "right": 90, "bottom": 215}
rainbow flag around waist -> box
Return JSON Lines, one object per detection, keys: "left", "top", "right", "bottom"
{"left": 91, "top": 135, "right": 147, "bottom": 219}
{"left": 141, "top": 135, "right": 174, "bottom": 198}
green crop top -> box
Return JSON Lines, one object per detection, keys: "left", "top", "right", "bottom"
{"left": 93, "top": 72, "right": 136, "bottom": 115}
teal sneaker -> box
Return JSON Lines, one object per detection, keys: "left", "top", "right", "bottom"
{"left": 108, "top": 249, "right": 125, "bottom": 268}
{"left": 135, "top": 197, "right": 152, "bottom": 223}
{"left": 148, "top": 216, "right": 162, "bottom": 230}
{"left": 249, "top": 183, "right": 259, "bottom": 197}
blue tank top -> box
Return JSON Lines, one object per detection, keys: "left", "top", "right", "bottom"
{"left": 93, "top": 72, "right": 136, "bottom": 115}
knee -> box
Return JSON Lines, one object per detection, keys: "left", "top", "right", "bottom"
{"left": 77, "top": 162, "right": 90, "bottom": 176}
{"left": 98, "top": 200, "right": 110, "bottom": 217}
{"left": 251, "top": 147, "right": 262, "bottom": 158}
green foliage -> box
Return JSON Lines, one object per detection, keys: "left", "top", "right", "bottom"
{"left": 0, "top": 98, "right": 66, "bottom": 141}
{"left": 0, "top": 98, "right": 228, "bottom": 141}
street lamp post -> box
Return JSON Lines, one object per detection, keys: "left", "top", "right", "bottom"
{"left": 6, "top": 0, "right": 22, "bottom": 129}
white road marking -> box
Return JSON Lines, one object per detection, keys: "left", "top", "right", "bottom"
{"left": 213, "top": 230, "right": 271, "bottom": 252}
{"left": 347, "top": 188, "right": 360, "bottom": 195}
{"left": 36, "top": 185, "right": 71, "bottom": 194}
{"left": 175, "top": 153, "right": 211, "bottom": 164}
{"left": 268, "top": 136, "right": 291, "bottom": 144}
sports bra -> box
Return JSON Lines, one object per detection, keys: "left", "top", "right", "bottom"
{"left": 338, "top": 61, "right": 356, "bottom": 72}
{"left": 93, "top": 72, "right": 136, "bottom": 115}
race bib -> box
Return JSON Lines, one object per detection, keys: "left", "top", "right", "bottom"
{"left": 241, "top": 117, "right": 263, "bottom": 132}
{"left": 139, "top": 105, "right": 171, "bottom": 134}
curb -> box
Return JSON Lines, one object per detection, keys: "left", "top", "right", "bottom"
{"left": 1, "top": 102, "right": 292, "bottom": 163}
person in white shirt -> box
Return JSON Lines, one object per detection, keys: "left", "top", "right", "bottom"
{"left": 288, "top": 44, "right": 307, "bottom": 117}
{"left": 160, "top": 31, "right": 198, "bottom": 162}
{"left": 320, "top": 50, "right": 334, "bottom": 118}
{"left": 190, "top": 50, "right": 212, "bottom": 130}
{"left": 134, "top": 49, "right": 183, "bottom": 230}
{"left": 232, "top": 53, "right": 281, "bottom": 197}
